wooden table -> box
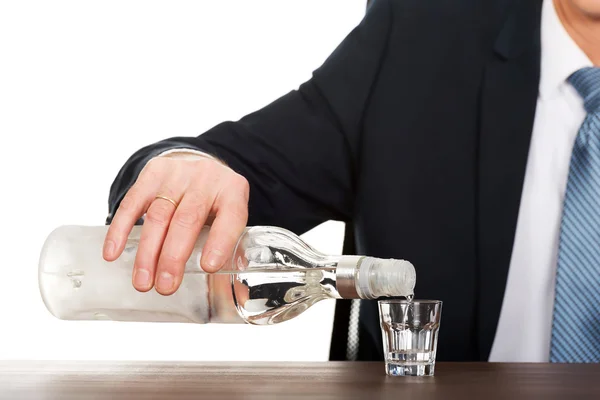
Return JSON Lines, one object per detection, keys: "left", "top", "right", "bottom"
{"left": 1, "top": 361, "right": 599, "bottom": 399}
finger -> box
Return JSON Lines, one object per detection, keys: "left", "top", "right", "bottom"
{"left": 104, "top": 182, "right": 160, "bottom": 262}
{"left": 200, "top": 183, "right": 249, "bottom": 273}
{"left": 103, "top": 160, "right": 165, "bottom": 261}
{"left": 132, "top": 187, "right": 183, "bottom": 292}
{"left": 155, "top": 189, "right": 211, "bottom": 295}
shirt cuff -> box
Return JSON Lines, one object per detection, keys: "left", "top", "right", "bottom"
{"left": 157, "top": 148, "right": 216, "bottom": 161}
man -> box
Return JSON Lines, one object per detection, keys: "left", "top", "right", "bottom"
{"left": 102, "top": 0, "right": 600, "bottom": 362}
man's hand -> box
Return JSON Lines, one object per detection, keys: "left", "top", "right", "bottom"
{"left": 102, "top": 156, "right": 250, "bottom": 295}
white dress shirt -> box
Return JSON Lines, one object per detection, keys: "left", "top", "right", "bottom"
{"left": 488, "top": 0, "right": 593, "bottom": 362}
{"left": 159, "top": 0, "right": 594, "bottom": 362}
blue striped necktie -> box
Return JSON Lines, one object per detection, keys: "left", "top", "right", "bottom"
{"left": 550, "top": 67, "right": 600, "bottom": 363}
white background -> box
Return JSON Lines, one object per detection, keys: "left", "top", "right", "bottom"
{"left": 0, "top": 0, "right": 365, "bottom": 361}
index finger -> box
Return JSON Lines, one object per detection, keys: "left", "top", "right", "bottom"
{"left": 104, "top": 172, "right": 162, "bottom": 261}
{"left": 200, "top": 190, "right": 249, "bottom": 272}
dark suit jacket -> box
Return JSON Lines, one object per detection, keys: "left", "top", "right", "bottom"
{"left": 107, "top": 0, "right": 543, "bottom": 362}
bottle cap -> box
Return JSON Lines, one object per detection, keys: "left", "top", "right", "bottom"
{"left": 336, "top": 256, "right": 416, "bottom": 299}
{"left": 357, "top": 257, "right": 416, "bottom": 299}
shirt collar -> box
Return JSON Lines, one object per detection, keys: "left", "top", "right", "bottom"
{"left": 539, "top": 0, "right": 593, "bottom": 100}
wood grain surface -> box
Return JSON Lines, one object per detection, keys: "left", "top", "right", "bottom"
{"left": 1, "top": 361, "right": 599, "bottom": 400}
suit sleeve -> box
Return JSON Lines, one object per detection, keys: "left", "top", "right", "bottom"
{"left": 106, "top": 0, "right": 393, "bottom": 235}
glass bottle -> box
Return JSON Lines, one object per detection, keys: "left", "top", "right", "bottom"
{"left": 38, "top": 225, "right": 416, "bottom": 325}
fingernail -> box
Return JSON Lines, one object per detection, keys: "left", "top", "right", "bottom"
{"left": 104, "top": 240, "right": 115, "bottom": 257}
{"left": 157, "top": 272, "right": 175, "bottom": 293}
{"left": 133, "top": 269, "right": 151, "bottom": 289}
{"left": 207, "top": 249, "right": 224, "bottom": 269}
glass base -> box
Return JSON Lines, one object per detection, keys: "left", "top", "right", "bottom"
{"left": 385, "top": 362, "right": 435, "bottom": 377}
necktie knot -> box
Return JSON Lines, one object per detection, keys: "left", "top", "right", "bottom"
{"left": 568, "top": 67, "right": 600, "bottom": 114}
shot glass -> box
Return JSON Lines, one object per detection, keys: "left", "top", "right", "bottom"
{"left": 378, "top": 299, "right": 443, "bottom": 376}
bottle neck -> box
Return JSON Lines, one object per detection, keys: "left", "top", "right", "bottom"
{"left": 335, "top": 256, "right": 363, "bottom": 299}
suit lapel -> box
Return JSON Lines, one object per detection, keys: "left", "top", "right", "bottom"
{"left": 476, "top": 0, "right": 543, "bottom": 360}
